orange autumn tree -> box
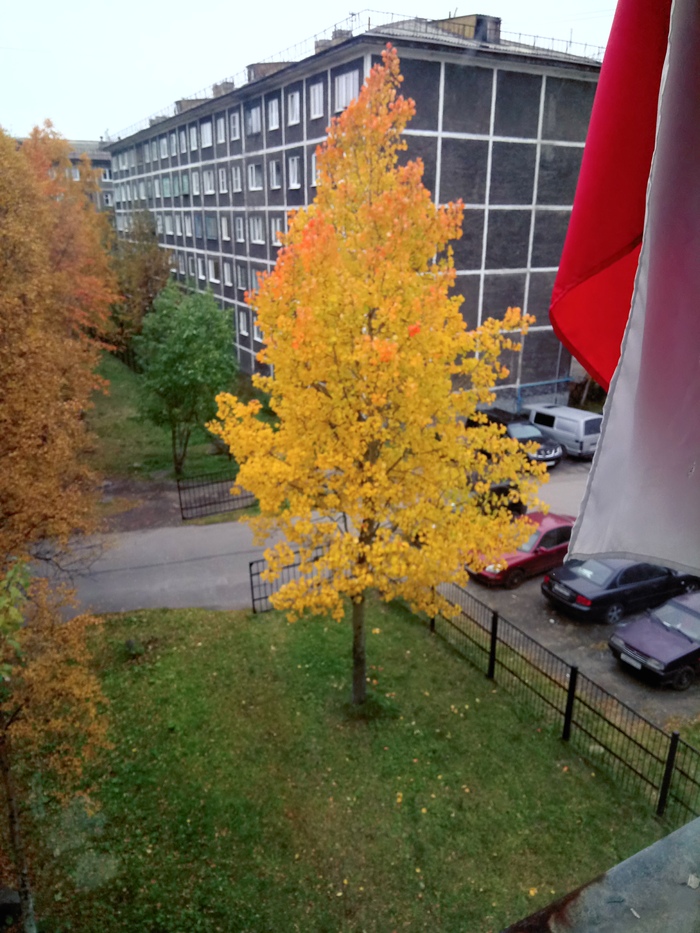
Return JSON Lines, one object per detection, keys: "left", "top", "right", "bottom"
{"left": 211, "top": 47, "right": 545, "bottom": 705}
{"left": 0, "top": 128, "right": 113, "bottom": 930}
{"left": 0, "top": 125, "right": 117, "bottom": 566}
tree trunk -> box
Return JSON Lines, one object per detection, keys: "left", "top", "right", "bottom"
{"left": 171, "top": 422, "right": 191, "bottom": 477}
{"left": 351, "top": 595, "right": 367, "bottom": 705}
{"left": 0, "top": 737, "right": 37, "bottom": 933}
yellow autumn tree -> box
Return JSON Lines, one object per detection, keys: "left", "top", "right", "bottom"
{"left": 211, "top": 47, "right": 545, "bottom": 704}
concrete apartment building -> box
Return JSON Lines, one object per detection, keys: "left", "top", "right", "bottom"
{"left": 107, "top": 12, "right": 601, "bottom": 402}
{"left": 68, "top": 140, "right": 114, "bottom": 211}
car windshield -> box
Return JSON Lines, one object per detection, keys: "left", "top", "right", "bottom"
{"left": 568, "top": 559, "right": 614, "bottom": 587}
{"left": 518, "top": 529, "right": 541, "bottom": 553}
{"left": 653, "top": 602, "right": 700, "bottom": 641}
{"left": 509, "top": 424, "right": 542, "bottom": 442}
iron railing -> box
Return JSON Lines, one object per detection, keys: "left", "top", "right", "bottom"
{"left": 249, "top": 558, "right": 700, "bottom": 828}
{"left": 177, "top": 469, "right": 254, "bottom": 521}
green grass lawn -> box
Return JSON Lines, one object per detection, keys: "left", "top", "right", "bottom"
{"left": 32, "top": 601, "right": 663, "bottom": 933}
{"left": 86, "top": 354, "right": 235, "bottom": 478}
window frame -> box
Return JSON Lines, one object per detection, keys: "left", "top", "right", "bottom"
{"left": 267, "top": 98, "right": 280, "bottom": 131}
{"left": 288, "top": 155, "right": 301, "bottom": 189}
{"left": 200, "top": 121, "right": 213, "bottom": 148}
{"left": 216, "top": 116, "right": 226, "bottom": 144}
{"left": 309, "top": 82, "right": 324, "bottom": 119}
{"left": 287, "top": 90, "right": 301, "bottom": 125}
{"left": 247, "top": 163, "right": 263, "bottom": 191}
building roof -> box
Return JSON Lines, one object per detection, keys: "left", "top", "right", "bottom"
{"left": 68, "top": 140, "right": 111, "bottom": 161}
{"left": 106, "top": 9, "right": 603, "bottom": 146}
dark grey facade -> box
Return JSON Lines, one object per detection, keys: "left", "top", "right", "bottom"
{"left": 108, "top": 14, "right": 599, "bottom": 403}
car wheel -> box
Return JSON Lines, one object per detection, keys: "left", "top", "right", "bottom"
{"left": 671, "top": 667, "right": 694, "bottom": 691}
{"left": 504, "top": 568, "right": 526, "bottom": 589}
{"left": 604, "top": 603, "right": 624, "bottom": 625}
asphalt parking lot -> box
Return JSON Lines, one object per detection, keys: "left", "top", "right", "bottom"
{"left": 467, "top": 458, "right": 700, "bottom": 730}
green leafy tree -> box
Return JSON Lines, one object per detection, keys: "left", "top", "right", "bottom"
{"left": 110, "top": 210, "right": 172, "bottom": 348}
{"left": 135, "top": 283, "right": 238, "bottom": 475}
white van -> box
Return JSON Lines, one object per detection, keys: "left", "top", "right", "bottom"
{"left": 524, "top": 405, "right": 602, "bottom": 458}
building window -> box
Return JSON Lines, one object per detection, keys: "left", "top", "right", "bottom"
{"left": 170, "top": 133, "right": 177, "bottom": 156}
{"left": 231, "top": 164, "right": 242, "bottom": 192}
{"left": 208, "top": 258, "right": 220, "bottom": 282}
{"left": 175, "top": 213, "right": 183, "bottom": 236}
{"left": 235, "top": 216, "right": 245, "bottom": 242}
{"left": 139, "top": 180, "right": 146, "bottom": 199}
{"left": 155, "top": 214, "right": 163, "bottom": 234}
{"left": 181, "top": 172, "right": 190, "bottom": 195}
{"left": 189, "top": 126, "right": 198, "bottom": 151}
{"left": 205, "top": 214, "right": 218, "bottom": 240}
{"left": 154, "top": 177, "right": 161, "bottom": 198}
{"left": 224, "top": 261, "right": 233, "bottom": 286}
{"left": 129, "top": 149, "right": 136, "bottom": 167}
{"left": 194, "top": 214, "right": 203, "bottom": 238}
{"left": 221, "top": 215, "right": 230, "bottom": 240}
{"left": 102, "top": 167, "right": 112, "bottom": 181}
{"left": 245, "top": 105, "right": 262, "bottom": 135}
{"left": 144, "top": 145, "right": 150, "bottom": 164}
{"left": 203, "top": 169, "right": 215, "bottom": 194}
{"left": 162, "top": 176, "right": 172, "bottom": 198}
{"left": 267, "top": 98, "right": 280, "bottom": 131}
{"left": 159, "top": 137, "right": 168, "bottom": 159}
{"left": 311, "top": 151, "right": 319, "bottom": 187}
{"left": 287, "top": 90, "right": 301, "bottom": 125}
{"left": 187, "top": 255, "right": 195, "bottom": 276}
{"left": 218, "top": 167, "right": 228, "bottom": 193}
{"left": 216, "top": 116, "right": 226, "bottom": 144}
{"left": 184, "top": 214, "right": 193, "bottom": 237}
{"left": 103, "top": 192, "right": 112, "bottom": 207}
{"left": 197, "top": 257, "right": 206, "bottom": 280}
{"left": 335, "top": 70, "right": 359, "bottom": 111}
{"left": 237, "top": 264, "right": 248, "bottom": 292}
{"left": 249, "top": 216, "right": 265, "bottom": 243}
{"left": 179, "top": 129, "right": 187, "bottom": 153}
{"left": 191, "top": 171, "right": 200, "bottom": 195}
{"left": 269, "top": 159, "right": 281, "bottom": 189}
{"left": 178, "top": 254, "right": 186, "bottom": 274}
{"left": 253, "top": 318, "right": 263, "bottom": 342}
{"left": 146, "top": 179, "right": 153, "bottom": 198}
{"left": 201, "top": 121, "right": 213, "bottom": 148}
{"left": 288, "top": 155, "right": 301, "bottom": 189}
{"left": 271, "top": 217, "right": 284, "bottom": 245}
{"left": 309, "top": 82, "right": 324, "bottom": 119}
{"left": 248, "top": 163, "right": 263, "bottom": 190}
{"left": 230, "top": 110, "right": 241, "bottom": 140}
{"left": 164, "top": 214, "right": 174, "bottom": 235}
{"left": 173, "top": 174, "right": 180, "bottom": 197}
{"left": 238, "top": 309, "right": 249, "bottom": 334}
{"left": 151, "top": 141, "right": 158, "bottom": 161}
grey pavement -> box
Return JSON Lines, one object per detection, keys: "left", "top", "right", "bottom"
{"left": 57, "top": 459, "right": 591, "bottom": 618}
{"left": 58, "top": 522, "right": 269, "bottom": 617}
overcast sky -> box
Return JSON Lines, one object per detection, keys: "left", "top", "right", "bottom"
{"left": 1, "top": 1, "right": 616, "bottom": 142}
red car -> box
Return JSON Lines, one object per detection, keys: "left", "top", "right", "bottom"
{"left": 470, "top": 512, "right": 575, "bottom": 589}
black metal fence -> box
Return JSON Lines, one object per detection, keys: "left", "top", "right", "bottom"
{"left": 109, "top": 344, "right": 141, "bottom": 373}
{"left": 248, "top": 557, "right": 700, "bottom": 829}
{"left": 177, "top": 469, "right": 255, "bottom": 521}
{"left": 438, "top": 582, "right": 700, "bottom": 829}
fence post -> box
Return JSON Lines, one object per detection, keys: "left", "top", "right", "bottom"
{"left": 562, "top": 665, "right": 578, "bottom": 741}
{"left": 249, "top": 561, "right": 258, "bottom": 614}
{"left": 486, "top": 611, "right": 498, "bottom": 679}
{"left": 657, "top": 731, "right": 680, "bottom": 817}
